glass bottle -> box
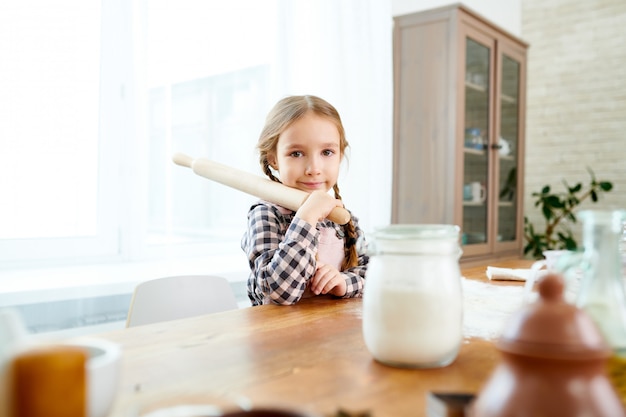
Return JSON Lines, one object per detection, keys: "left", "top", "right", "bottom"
{"left": 574, "top": 210, "right": 626, "bottom": 356}
{"left": 620, "top": 219, "right": 626, "bottom": 278}
{"left": 362, "top": 224, "right": 463, "bottom": 368}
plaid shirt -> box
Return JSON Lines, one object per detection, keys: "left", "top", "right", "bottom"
{"left": 241, "top": 201, "right": 369, "bottom": 306}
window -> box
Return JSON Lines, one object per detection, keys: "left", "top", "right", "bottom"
{"left": 0, "top": 0, "right": 118, "bottom": 264}
{"left": 0, "top": 0, "right": 393, "bottom": 268}
{"left": 140, "top": 0, "right": 278, "bottom": 256}
{"left": 147, "top": 66, "right": 270, "bottom": 245}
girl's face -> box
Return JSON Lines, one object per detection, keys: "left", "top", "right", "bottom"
{"left": 268, "top": 112, "right": 342, "bottom": 193}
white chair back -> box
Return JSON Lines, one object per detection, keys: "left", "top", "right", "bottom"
{"left": 126, "top": 275, "right": 238, "bottom": 327}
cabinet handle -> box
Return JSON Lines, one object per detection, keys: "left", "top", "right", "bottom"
{"left": 490, "top": 144, "right": 503, "bottom": 150}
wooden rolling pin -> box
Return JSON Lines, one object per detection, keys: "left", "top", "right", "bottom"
{"left": 172, "top": 153, "right": 351, "bottom": 225}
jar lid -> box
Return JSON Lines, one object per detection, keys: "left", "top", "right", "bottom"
{"left": 372, "top": 224, "right": 460, "bottom": 240}
{"left": 497, "top": 273, "right": 610, "bottom": 360}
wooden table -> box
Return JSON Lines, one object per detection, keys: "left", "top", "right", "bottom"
{"left": 98, "top": 259, "right": 534, "bottom": 417}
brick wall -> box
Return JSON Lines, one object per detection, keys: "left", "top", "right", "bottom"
{"left": 521, "top": 0, "right": 626, "bottom": 245}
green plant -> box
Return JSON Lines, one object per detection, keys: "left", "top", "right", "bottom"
{"left": 523, "top": 168, "right": 613, "bottom": 259}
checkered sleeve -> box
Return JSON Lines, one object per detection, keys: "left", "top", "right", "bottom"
{"left": 241, "top": 203, "right": 318, "bottom": 306}
{"left": 340, "top": 214, "right": 369, "bottom": 298}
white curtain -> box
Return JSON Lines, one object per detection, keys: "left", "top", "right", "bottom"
{"left": 273, "top": 0, "right": 394, "bottom": 232}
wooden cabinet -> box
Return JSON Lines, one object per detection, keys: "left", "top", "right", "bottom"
{"left": 391, "top": 5, "right": 528, "bottom": 263}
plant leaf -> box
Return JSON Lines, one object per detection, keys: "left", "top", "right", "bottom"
{"left": 525, "top": 168, "right": 613, "bottom": 260}
{"left": 600, "top": 181, "right": 613, "bottom": 191}
{"left": 587, "top": 166, "right": 597, "bottom": 181}
{"left": 543, "top": 205, "right": 553, "bottom": 220}
{"left": 523, "top": 243, "right": 532, "bottom": 255}
{"left": 563, "top": 236, "right": 577, "bottom": 250}
{"left": 570, "top": 183, "right": 582, "bottom": 193}
{"left": 545, "top": 195, "right": 564, "bottom": 208}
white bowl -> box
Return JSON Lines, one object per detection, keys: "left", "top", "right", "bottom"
{"left": 65, "top": 337, "right": 122, "bottom": 417}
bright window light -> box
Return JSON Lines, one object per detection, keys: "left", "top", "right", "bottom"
{"left": 0, "top": 1, "right": 101, "bottom": 239}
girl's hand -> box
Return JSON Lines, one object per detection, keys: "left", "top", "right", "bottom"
{"left": 296, "top": 190, "right": 343, "bottom": 226}
{"left": 311, "top": 262, "right": 346, "bottom": 297}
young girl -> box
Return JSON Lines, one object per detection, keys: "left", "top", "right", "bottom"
{"left": 241, "top": 95, "right": 368, "bottom": 306}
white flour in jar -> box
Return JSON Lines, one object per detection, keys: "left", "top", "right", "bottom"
{"left": 363, "top": 285, "right": 463, "bottom": 366}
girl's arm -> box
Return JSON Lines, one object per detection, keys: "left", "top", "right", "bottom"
{"left": 243, "top": 203, "right": 318, "bottom": 305}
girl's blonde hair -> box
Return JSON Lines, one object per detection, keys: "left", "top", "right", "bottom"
{"left": 257, "top": 95, "right": 359, "bottom": 269}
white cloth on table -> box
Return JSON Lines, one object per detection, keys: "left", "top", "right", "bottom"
{"left": 485, "top": 266, "right": 536, "bottom": 281}
{"left": 461, "top": 277, "right": 526, "bottom": 339}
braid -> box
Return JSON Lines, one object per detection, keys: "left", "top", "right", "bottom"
{"left": 262, "top": 160, "right": 281, "bottom": 183}
{"left": 333, "top": 184, "right": 359, "bottom": 269}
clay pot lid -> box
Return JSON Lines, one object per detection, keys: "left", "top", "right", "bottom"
{"left": 497, "top": 273, "right": 610, "bottom": 360}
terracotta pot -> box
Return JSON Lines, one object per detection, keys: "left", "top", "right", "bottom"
{"left": 471, "top": 273, "right": 626, "bottom": 417}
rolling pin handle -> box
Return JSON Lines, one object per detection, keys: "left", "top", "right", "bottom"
{"left": 172, "top": 153, "right": 194, "bottom": 168}
{"left": 330, "top": 207, "right": 351, "bottom": 226}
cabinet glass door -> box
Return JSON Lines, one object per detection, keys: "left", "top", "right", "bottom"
{"left": 497, "top": 54, "right": 521, "bottom": 243}
{"left": 462, "top": 38, "right": 490, "bottom": 246}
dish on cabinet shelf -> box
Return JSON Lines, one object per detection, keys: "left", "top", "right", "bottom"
{"left": 498, "top": 137, "right": 512, "bottom": 156}
{"left": 500, "top": 93, "right": 516, "bottom": 104}
{"left": 464, "top": 146, "right": 486, "bottom": 154}
{"left": 462, "top": 232, "right": 486, "bottom": 244}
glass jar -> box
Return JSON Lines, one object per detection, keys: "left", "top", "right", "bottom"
{"left": 362, "top": 224, "right": 463, "bottom": 368}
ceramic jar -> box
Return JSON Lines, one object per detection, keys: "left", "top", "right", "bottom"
{"left": 471, "top": 273, "right": 625, "bottom": 417}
